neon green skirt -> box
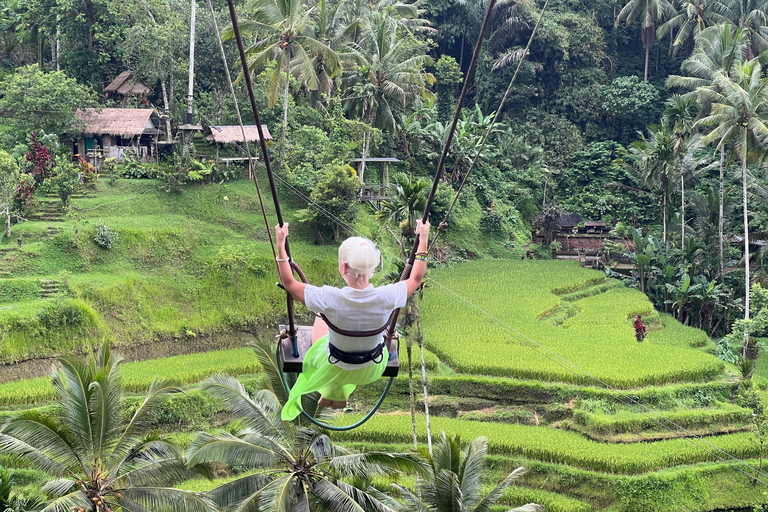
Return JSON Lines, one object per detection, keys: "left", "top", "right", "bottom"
{"left": 281, "top": 335, "right": 389, "bottom": 421}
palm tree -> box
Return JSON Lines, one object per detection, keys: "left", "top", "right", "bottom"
{"left": 625, "top": 126, "right": 678, "bottom": 242}
{"left": 0, "top": 342, "right": 206, "bottom": 512}
{"left": 230, "top": 0, "right": 342, "bottom": 167}
{"left": 615, "top": 0, "right": 676, "bottom": 82}
{"left": 696, "top": 59, "right": 768, "bottom": 320}
{"left": 721, "top": 0, "right": 768, "bottom": 57}
{"left": 393, "top": 432, "right": 543, "bottom": 512}
{"left": 0, "top": 468, "right": 43, "bottom": 512}
{"left": 667, "top": 23, "right": 749, "bottom": 279}
{"left": 187, "top": 366, "right": 427, "bottom": 512}
{"left": 663, "top": 94, "right": 701, "bottom": 240}
{"left": 344, "top": 10, "right": 434, "bottom": 183}
{"left": 657, "top": 0, "right": 730, "bottom": 55}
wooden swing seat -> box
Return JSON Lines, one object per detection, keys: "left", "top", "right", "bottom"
{"left": 278, "top": 325, "right": 400, "bottom": 377}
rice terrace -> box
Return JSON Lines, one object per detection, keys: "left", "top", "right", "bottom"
{"left": 3, "top": 0, "right": 768, "bottom": 510}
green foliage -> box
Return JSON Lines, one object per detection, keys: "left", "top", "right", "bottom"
{"left": 36, "top": 297, "right": 93, "bottom": 329}
{"left": 0, "top": 66, "right": 97, "bottom": 136}
{"left": 0, "top": 347, "right": 261, "bottom": 406}
{"left": 434, "top": 55, "right": 463, "bottom": 124}
{"left": 600, "top": 76, "right": 662, "bottom": 144}
{"left": 208, "top": 243, "right": 266, "bottom": 291}
{"left": 49, "top": 154, "right": 81, "bottom": 208}
{"left": 306, "top": 164, "right": 359, "bottom": 241}
{"left": 93, "top": 219, "right": 118, "bottom": 249}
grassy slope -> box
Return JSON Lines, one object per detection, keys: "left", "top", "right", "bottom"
{"left": 0, "top": 178, "right": 341, "bottom": 363}
{"left": 419, "top": 261, "right": 723, "bottom": 387}
{"left": 0, "top": 181, "right": 760, "bottom": 511}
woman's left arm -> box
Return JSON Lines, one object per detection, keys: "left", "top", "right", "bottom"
{"left": 275, "top": 224, "right": 307, "bottom": 305}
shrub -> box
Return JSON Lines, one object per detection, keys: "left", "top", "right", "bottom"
{"left": 94, "top": 219, "right": 119, "bottom": 249}
{"left": 36, "top": 298, "right": 92, "bottom": 329}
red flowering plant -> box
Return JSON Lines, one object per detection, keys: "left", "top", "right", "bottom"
{"left": 14, "top": 173, "right": 37, "bottom": 215}
{"left": 25, "top": 131, "right": 52, "bottom": 184}
{"left": 76, "top": 154, "right": 98, "bottom": 183}
{"left": 633, "top": 315, "right": 647, "bottom": 342}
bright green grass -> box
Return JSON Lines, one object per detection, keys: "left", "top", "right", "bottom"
{"left": 0, "top": 347, "right": 260, "bottom": 406}
{"left": 335, "top": 413, "right": 755, "bottom": 474}
{"left": 0, "top": 178, "right": 343, "bottom": 362}
{"left": 420, "top": 261, "right": 723, "bottom": 388}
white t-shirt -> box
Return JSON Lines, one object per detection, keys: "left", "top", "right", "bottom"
{"left": 304, "top": 281, "right": 408, "bottom": 370}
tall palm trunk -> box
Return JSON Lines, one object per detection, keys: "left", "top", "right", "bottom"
{"left": 161, "top": 79, "right": 173, "bottom": 142}
{"left": 681, "top": 173, "right": 685, "bottom": 241}
{"left": 280, "top": 49, "right": 292, "bottom": 169}
{"left": 742, "top": 149, "right": 750, "bottom": 322}
{"left": 415, "top": 310, "right": 432, "bottom": 456}
{"left": 644, "top": 43, "right": 650, "bottom": 82}
{"left": 662, "top": 192, "right": 667, "bottom": 242}
{"left": 719, "top": 146, "right": 725, "bottom": 283}
{"left": 5, "top": 208, "right": 10, "bottom": 238}
{"left": 359, "top": 132, "right": 369, "bottom": 184}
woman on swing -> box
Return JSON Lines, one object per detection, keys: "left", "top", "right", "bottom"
{"left": 275, "top": 220, "right": 430, "bottom": 421}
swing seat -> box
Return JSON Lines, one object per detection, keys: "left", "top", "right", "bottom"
{"left": 278, "top": 325, "right": 400, "bottom": 377}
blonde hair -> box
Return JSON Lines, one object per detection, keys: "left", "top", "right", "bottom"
{"left": 338, "top": 237, "right": 380, "bottom": 279}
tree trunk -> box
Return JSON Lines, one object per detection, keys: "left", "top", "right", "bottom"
{"left": 161, "top": 79, "right": 173, "bottom": 142}
{"left": 186, "top": 0, "right": 196, "bottom": 126}
{"left": 719, "top": 146, "right": 725, "bottom": 283}
{"left": 662, "top": 192, "right": 667, "bottom": 243}
{"left": 359, "top": 132, "right": 369, "bottom": 184}
{"left": 742, "top": 150, "right": 750, "bottom": 322}
{"left": 56, "top": 26, "right": 60, "bottom": 71}
{"left": 406, "top": 331, "right": 417, "bottom": 450}
{"left": 280, "top": 50, "right": 291, "bottom": 169}
{"left": 644, "top": 44, "right": 650, "bottom": 83}
{"left": 418, "top": 326, "right": 432, "bottom": 456}
{"left": 5, "top": 208, "right": 10, "bottom": 239}
{"left": 681, "top": 174, "right": 685, "bottom": 242}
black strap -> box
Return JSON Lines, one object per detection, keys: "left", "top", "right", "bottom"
{"left": 328, "top": 343, "right": 385, "bottom": 366}
{"left": 320, "top": 313, "right": 392, "bottom": 338}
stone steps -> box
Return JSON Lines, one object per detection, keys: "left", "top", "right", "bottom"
{"left": 41, "top": 279, "right": 65, "bottom": 298}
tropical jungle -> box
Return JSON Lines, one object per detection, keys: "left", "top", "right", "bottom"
{"left": 1, "top": 0, "right": 768, "bottom": 510}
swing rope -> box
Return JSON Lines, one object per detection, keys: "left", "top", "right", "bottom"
{"left": 218, "top": 0, "right": 497, "bottom": 429}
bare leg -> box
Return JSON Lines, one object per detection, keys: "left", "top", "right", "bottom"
{"left": 311, "top": 314, "right": 328, "bottom": 345}
{"left": 332, "top": 400, "right": 347, "bottom": 409}
{"left": 318, "top": 397, "right": 333, "bottom": 407}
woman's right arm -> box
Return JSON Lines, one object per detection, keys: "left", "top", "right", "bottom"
{"left": 275, "top": 223, "right": 307, "bottom": 305}
{"left": 405, "top": 220, "right": 430, "bottom": 297}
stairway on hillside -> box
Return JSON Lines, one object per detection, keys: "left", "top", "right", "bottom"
{"left": 29, "top": 201, "right": 66, "bottom": 222}
{"left": 45, "top": 225, "right": 63, "bottom": 240}
{"left": 41, "top": 279, "right": 65, "bottom": 298}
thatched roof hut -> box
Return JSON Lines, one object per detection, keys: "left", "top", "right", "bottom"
{"left": 104, "top": 71, "right": 151, "bottom": 96}
{"left": 205, "top": 125, "right": 272, "bottom": 144}
{"left": 77, "top": 108, "right": 163, "bottom": 137}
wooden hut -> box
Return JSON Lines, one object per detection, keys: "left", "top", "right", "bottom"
{"left": 350, "top": 157, "right": 400, "bottom": 202}
{"left": 204, "top": 125, "right": 273, "bottom": 165}
{"left": 104, "top": 71, "right": 151, "bottom": 100}
{"left": 76, "top": 108, "right": 164, "bottom": 163}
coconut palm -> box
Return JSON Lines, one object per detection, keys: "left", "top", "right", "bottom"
{"left": 393, "top": 432, "right": 543, "bottom": 512}
{"left": 187, "top": 361, "right": 427, "bottom": 512}
{"left": 657, "top": 0, "right": 730, "bottom": 55}
{"left": 625, "top": 125, "right": 678, "bottom": 242}
{"left": 229, "top": 0, "right": 342, "bottom": 167}
{"left": 696, "top": 59, "right": 768, "bottom": 319}
{"left": 615, "top": 0, "right": 677, "bottom": 82}
{"left": 344, "top": 9, "right": 434, "bottom": 183}
{"left": 721, "top": 0, "right": 768, "bottom": 57}
{"left": 663, "top": 94, "right": 701, "bottom": 240}
{"left": 667, "top": 23, "right": 750, "bottom": 279}
{"left": 0, "top": 342, "right": 206, "bottom": 512}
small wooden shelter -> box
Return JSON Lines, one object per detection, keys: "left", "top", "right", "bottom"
{"left": 204, "top": 124, "right": 273, "bottom": 164}
{"left": 351, "top": 157, "right": 400, "bottom": 202}
{"left": 76, "top": 108, "right": 164, "bottom": 163}
{"left": 104, "top": 71, "right": 151, "bottom": 99}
